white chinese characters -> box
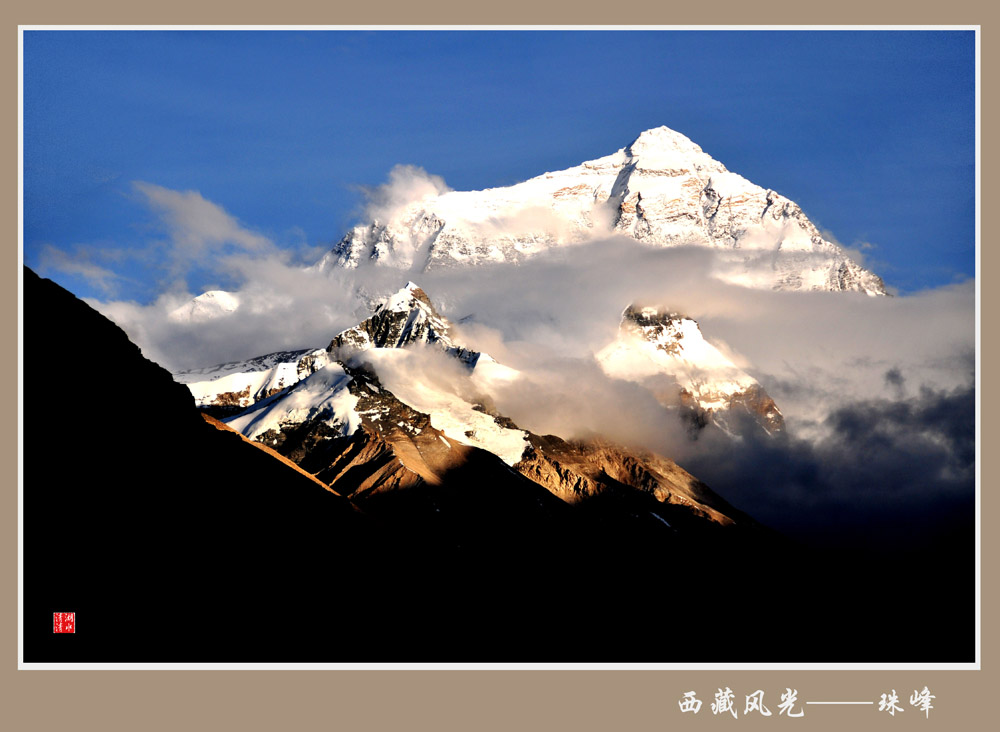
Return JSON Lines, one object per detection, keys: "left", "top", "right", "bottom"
{"left": 778, "top": 688, "right": 804, "bottom": 718}
{"left": 910, "top": 687, "right": 935, "bottom": 718}
{"left": 744, "top": 690, "right": 772, "bottom": 717}
{"left": 879, "top": 690, "right": 904, "bottom": 716}
{"left": 678, "top": 691, "right": 702, "bottom": 714}
{"left": 678, "top": 686, "right": 935, "bottom": 719}
{"left": 712, "top": 687, "right": 738, "bottom": 719}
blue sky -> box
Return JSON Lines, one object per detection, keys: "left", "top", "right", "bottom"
{"left": 23, "top": 29, "right": 975, "bottom": 301}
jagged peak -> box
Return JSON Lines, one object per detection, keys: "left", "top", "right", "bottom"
{"left": 616, "top": 304, "right": 707, "bottom": 353}
{"left": 621, "top": 304, "right": 695, "bottom": 329}
{"left": 378, "top": 281, "right": 435, "bottom": 314}
{"left": 327, "top": 280, "right": 472, "bottom": 360}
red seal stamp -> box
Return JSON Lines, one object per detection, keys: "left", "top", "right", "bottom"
{"left": 53, "top": 612, "right": 76, "bottom": 633}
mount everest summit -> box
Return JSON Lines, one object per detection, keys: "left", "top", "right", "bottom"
{"left": 167, "top": 125, "right": 886, "bottom": 331}
{"left": 314, "top": 125, "right": 886, "bottom": 295}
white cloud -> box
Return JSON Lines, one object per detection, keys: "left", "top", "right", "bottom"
{"left": 357, "top": 164, "right": 451, "bottom": 224}
{"left": 133, "top": 181, "right": 275, "bottom": 266}
{"left": 37, "top": 244, "right": 122, "bottom": 295}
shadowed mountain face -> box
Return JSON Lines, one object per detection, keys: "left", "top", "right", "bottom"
{"left": 23, "top": 268, "right": 377, "bottom": 662}
{"left": 23, "top": 268, "right": 972, "bottom": 663}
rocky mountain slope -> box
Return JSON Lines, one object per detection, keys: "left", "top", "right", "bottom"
{"left": 316, "top": 126, "right": 886, "bottom": 295}
{"left": 208, "top": 282, "right": 756, "bottom": 529}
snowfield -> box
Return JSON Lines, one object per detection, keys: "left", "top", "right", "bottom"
{"left": 225, "top": 363, "right": 361, "bottom": 441}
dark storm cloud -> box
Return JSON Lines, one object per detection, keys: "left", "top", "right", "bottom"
{"left": 884, "top": 367, "right": 906, "bottom": 398}
{"left": 680, "top": 381, "right": 975, "bottom": 550}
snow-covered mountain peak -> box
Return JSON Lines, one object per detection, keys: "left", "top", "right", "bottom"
{"left": 627, "top": 125, "right": 700, "bottom": 152}
{"left": 205, "top": 282, "right": 530, "bottom": 467}
{"left": 326, "top": 282, "right": 483, "bottom": 369}
{"left": 318, "top": 126, "right": 886, "bottom": 295}
{"left": 168, "top": 289, "right": 240, "bottom": 323}
{"left": 378, "top": 281, "right": 435, "bottom": 314}
{"left": 623, "top": 126, "right": 724, "bottom": 173}
{"left": 598, "top": 304, "right": 784, "bottom": 436}
{"left": 609, "top": 305, "right": 743, "bottom": 377}
{"left": 616, "top": 305, "right": 705, "bottom": 357}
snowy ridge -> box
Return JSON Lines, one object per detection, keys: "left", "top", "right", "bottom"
{"left": 353, "top": 349, "right": 528, "bottom": 465}
{"left": 169, "top": 125, "right": 886, "bottom": 325}
{"left": 319, "top": 126, "right": 886, "bottom": 295}
{"left": 182, "top": 362, "right": 300, "bottom": 410}
{"left": 174, "top": 348, "right": 314, "bottom": 411}
{"left": 225, "top": 363, "right": 361, "bottom": 442}
{"left": 173, "top": 349, "right": 313, "bottom": 384}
